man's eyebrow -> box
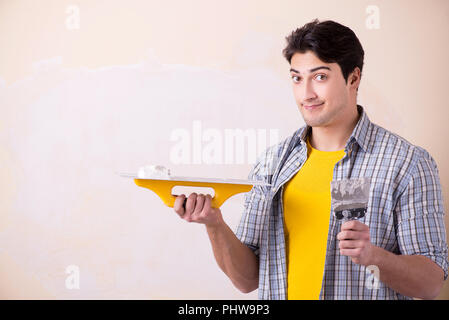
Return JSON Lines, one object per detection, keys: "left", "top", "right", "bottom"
{"left": 289, "top": 66, "right": 331, "bottom": 74}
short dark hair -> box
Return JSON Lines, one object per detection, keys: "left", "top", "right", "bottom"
{"left": 282, "top": 19, "right": 365, "bottom": 83}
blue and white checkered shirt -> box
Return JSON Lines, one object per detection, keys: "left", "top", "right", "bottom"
{"left": 236, "top": 105, "right": 448, "bottom": 299}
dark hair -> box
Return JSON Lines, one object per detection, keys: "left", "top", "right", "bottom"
{"left": 282, "top": 19, "right": 365, "bottom": 83}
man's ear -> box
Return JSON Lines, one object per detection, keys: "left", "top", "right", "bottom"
{"left": 349, "top": 67, "right": 361, "bottom": 89}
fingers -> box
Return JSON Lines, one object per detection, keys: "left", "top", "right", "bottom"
{"left": 338, "top": 221, "right": 375, "bottom": 266}
{"left": 174, "top": 193, "right": 211, "bottom": 223}
{"left": 337, "top": 230, "right": 369, "bottom": 241}
{"left": 174, "top": 194, "right": 186, "bottom": 217}
{"left": 339, "top": 248, "right": 362, "bottom": 258}
{"left": 203, "top": 194, "right": 212, "bottom": 214}
{"left": 173, "top": 193, "right": 222, "bottom": 228}
{"left": 184, "top": 193, "right": 198, "bottom": 222}
{"left": 192, "top": 194, "right": 206, "bottom": 217}
{"left": 339, "top": 239, "right": 365, "bottom": 249}
{"left": 339, "top": 239, "right": 365, "bottom": 263}
{"left": 341, "top": 220, "right": 369, "bottom": 232}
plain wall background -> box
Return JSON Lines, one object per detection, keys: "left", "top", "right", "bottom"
{"left": 0, "top": 0, "right": 448, "bottom": 299}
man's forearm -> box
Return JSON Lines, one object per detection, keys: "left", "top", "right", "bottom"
{"left": 372, "top": 246, "right": 444, "bottom": 299}
{"left": 206, "top": 222, "right": 259, "bottom": 293}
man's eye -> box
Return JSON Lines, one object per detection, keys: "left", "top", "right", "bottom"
{"left": 291, "top": 75, "right": 301, "bottom": 83}
{"left": 316, "top": 74, "right": 327, "bottom": 81}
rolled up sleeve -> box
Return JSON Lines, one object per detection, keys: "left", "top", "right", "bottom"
{"left": 395, "top": 149, "right": 448, "bottom": 280}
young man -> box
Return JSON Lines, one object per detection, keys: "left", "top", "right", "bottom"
{"left": 173, "top": 19, "right": 448, "bottom": 300}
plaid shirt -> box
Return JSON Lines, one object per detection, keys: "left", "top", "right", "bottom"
{"left": 236, "top": 105, "right": 448, "bottom": 300}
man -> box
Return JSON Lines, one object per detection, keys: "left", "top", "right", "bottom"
{"left": 173, "top": 19, "right": 448, "bottom": 300}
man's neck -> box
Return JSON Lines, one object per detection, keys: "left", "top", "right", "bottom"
{"left": 308, "top": 106, "right": 360, "bottom": 152}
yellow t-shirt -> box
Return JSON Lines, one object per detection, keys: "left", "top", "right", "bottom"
{"left": 283, "top": 137, "right": 345, "bottom": 300}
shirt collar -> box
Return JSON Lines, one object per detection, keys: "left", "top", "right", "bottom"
{"left": 348, "top": 104, "right": 372, "bottom": 153}
{"left": 295, "top": 104, "right": 373, "bottom": 154}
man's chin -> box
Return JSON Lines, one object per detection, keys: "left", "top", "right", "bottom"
{"left": 303, "top": 118, "right": 326, "bottom": 128}
{"left": 300, "top": 111, "right": 325, "bottom": 127}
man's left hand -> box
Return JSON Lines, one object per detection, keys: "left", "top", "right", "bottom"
{"left": 337, "top": 220, "right": 377, "bottom": 266}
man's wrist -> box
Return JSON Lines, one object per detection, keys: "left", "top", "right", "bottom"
{"left": 205, "top": 215, "right": 226, "bottom": 233}
{"left": 368, "top": 245, "right": 392, "bottom": 268}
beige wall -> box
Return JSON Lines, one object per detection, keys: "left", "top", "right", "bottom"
{"left": 0, "top": 0, "right": 448, "bottom": 299}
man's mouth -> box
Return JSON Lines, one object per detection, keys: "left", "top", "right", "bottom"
{"left": 303, "top": 102, "right": 324, "bottom": 110}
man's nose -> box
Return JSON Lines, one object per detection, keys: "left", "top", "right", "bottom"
{"left": 302, "top": 80, "right": 317, "bottom": 102}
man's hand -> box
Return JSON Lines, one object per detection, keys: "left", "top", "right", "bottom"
{"left": 174, "top": 193, "right": 224, "bottom": 228}
{"left": 337, "top": 220, "right": 376, "bottom": 266}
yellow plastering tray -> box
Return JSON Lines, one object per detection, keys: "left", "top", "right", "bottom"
{"left": 118, "top": 172, "right": 271, "bottom": 208}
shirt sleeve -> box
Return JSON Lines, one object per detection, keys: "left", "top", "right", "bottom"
{"left": 395, "top": 148, "right": 448, "bottom": 280}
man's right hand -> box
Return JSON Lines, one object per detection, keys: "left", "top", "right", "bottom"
{"left": 174, "top": 193, "right": 224, "bottom": 228}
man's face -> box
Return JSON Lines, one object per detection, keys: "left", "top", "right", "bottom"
{"left": 290, "top": 51, "right": 354, "bottom": 128}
